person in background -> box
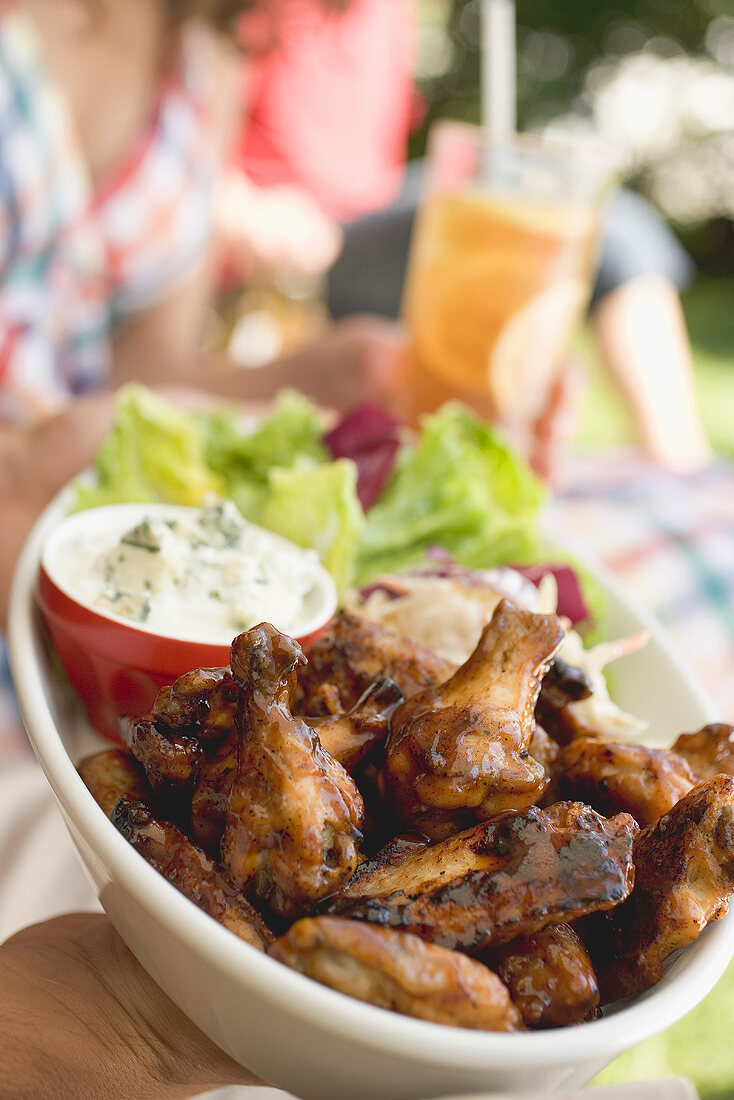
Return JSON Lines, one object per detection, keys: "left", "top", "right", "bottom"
{"left": 0, "top": 0, "right": 406, "bottom": 715}
{"left": 220, "top": 0, "right": 711, "bottom": 474}
{"left": 217, "top": 0, "right": 415, "bottom": 279}
{"left": 0, "top": 0, "right": 402, "bottom": 430}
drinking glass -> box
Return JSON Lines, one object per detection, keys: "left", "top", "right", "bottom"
{"left": 398, "top": 122, "right": 611, "bottom": 426}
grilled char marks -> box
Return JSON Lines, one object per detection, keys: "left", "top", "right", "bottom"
{"left": 537, "top": 659, "right": 594, "bottom": 709}
{"left": 329, "top": 802, "right": 637, "bottom": 952}
{"left": 299, "top": 613, "right": 454, "bottom": 712}
{"left": 112, "top": 798, "right": 270, "bottom": 949}
{"left": 118, "top": 715, "right": 203, "bottom": 795}
{"left": 152, "top": 667, "right": 238, "bottom": 740}
{"left": 583, "top": 775, "right": 734, "bottom": 1002}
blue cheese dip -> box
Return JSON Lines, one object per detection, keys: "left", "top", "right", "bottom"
{"left": 51, "top": 500, "right": 328, "bottom": 643}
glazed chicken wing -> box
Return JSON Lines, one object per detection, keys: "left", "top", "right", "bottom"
{"left": 151, "top": 667, "right": 238, "bottom": 740}
{"left": 529, "top": 725, "right": 560, "bottom": 784}
{"left": 383, "top": 599, "right": 564, "bottom": 836}
{"left": 113, "top": 799, "right": 270, "bottom": 950}
{"left": 309, "top": 678, "right": 404, "bottom": 772}
{"left": 190, "top": 728, "right": 237, "bottom": 851}
{"left": 118, "top": 715, "right": 203, "bottom": 796}
{"left": 80, "top": 749, "right": 269, "bottom": 949}
{"left": 189, "top": 679, "right": 403, "bottom": 853}
{"left": 298, "top": 613, "right": 453, "bottom": 713}
{"left": 560, "top": 738, "right": 695, "bottom": 827}
{"left": 482, "top": 924, "right": 599, "bottom": 1029}
{"left": 537, "top": 658, "right": 594, "bottom": 712}
{"left": 220, "top": 624, "right": 365, "bottom": 917}
{"left": 78, "top": 748, "right": 151, "bottom": 816}
{"left": 352, "top": 833, "right": 431, "bottom": 876}
{"left": 330, "top": 802, "right": 637, "bottom": 952}
{"left": 673, "top": 724, "right": 734, "bottom": 780}
{"left": 269, "top": 917, "right": 524, "bottom": 1031}
{"left": 584, "top": 775, "right": 734, "bottom": 1002}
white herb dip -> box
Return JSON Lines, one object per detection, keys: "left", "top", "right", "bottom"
{"left": 48, "top": 500, "right": 330, "bottom": 643}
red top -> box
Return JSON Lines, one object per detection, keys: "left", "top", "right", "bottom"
{"left": 237, "top": 0, "right": 416, "bottom": 222}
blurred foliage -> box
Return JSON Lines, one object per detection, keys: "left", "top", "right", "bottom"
{"left": 414, "top": 0, "right": 728, "bottom": 142}
{"left": 413, "top": 1, "right": 734, "bottom": 270}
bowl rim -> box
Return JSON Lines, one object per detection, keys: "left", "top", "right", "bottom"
{"left": 9, "top": 485, "right": 734, "bottom": 1073}
{"left": 40, "top": 499, "right": 338, "bottom": 647}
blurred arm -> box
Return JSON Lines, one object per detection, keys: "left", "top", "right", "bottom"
{"left": 110, "top": 266, "right": 406, "bottom": 413}
{"left": 591, "top": 275, "right": 712, "bottom": 473}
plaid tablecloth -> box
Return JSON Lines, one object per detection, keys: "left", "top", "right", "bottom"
{"left": 550, "top": 450, "right": 734, "bottom": 722}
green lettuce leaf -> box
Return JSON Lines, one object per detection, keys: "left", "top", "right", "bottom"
{"left": 356, "top": 403, "right": 546, "bottom": 582}
{"left": 74, "top": 384, "right": 222, "bottom": 510}
{"left": 262, "top": 460, "right": 364, "bottom": 594}
{"left": 204, "top": 388, "right": 327, "bottom": 487}
{"left": 74, "top": 387, "right": 556, "bottom": 604}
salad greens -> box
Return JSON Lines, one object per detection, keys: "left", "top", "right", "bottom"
{"left": 76, "top": 384, "right": 565, "bottom": 605}
{"left": 74, "top": 385, "right": 222, "bottom": 510}
{"left": 204, "top": 388, "right": 328, "bottom": 488}
{"left": 262, "top": 460, "right": 364, "bottom": 595}
{"left": 356, "top": 403, "right": 545, "bottom": 583}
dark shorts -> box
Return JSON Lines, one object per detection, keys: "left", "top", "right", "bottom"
{"left": 326, "top": 163, "right": 694, "bottom": 320}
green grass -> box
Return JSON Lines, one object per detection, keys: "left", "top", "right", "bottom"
{"left": 573, "top": 276, "right": 734, "bottom": 456}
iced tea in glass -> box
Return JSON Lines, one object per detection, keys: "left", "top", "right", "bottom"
{"left": 398, "top": 123, "right": 607, "bottom": 426}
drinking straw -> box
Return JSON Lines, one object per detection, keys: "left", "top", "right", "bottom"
{"left": 481, "top": 0, "right": 517, "bottom": 136}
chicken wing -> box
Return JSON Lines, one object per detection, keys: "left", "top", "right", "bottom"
{"left": 530, "top": 726, "right": 560, "bottom": 782}
{"left": 537, "top": 658, "right": 594, "bottom": 711}
{"left": 351, "top": 833, "right": 431, "bottom": 879}
{"left": 113, "top": 799, "right": 270, "bottom": 950}
{"left": 78, "top": 748, "right": 150, "bottom": 817}
{"left": 118, "top": 715, "right": 203, "bottom": 796}
{"left": 220, "top": 624, "right": 365, "bottom": 917}
{"left": 673, "top": 724, "right": 734, "bottom": 780}
{"left": 482, "top": 924, "right": 599, "bottom": 1028}
{"left": 560, "top": 738, "right": 695, "bottom": 827}
{"left": 329, "top": 802, "right": 637, "bottom": 952}
{"left": 151, "top": 667, "right": 238, "bottom": 741}
{"left": 584, "top": 775, "right": 734, "bottom": 1002}
{"left": 269, "top": 917, "right": 524, "bottom": 1031}
{"left": 383, "top": 600, "right": 564, "bottom": 836}
{"left": 298, "top": 613, "right": 453, "bottom": 713}
{"left": 190, "top": 728, "right": 237, "bottom": 851}
{"left": 309, "top": 678, "right": 404, "bottom": 772}
{"left": 189, "top": 679, "right": 403, "bottom": 853}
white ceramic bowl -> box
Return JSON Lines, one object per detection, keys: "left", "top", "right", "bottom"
{"left": 9, "top": 489, "right": 734, "bottom": 1100}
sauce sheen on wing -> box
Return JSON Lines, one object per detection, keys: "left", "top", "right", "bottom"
{"left": 329, "top": 802, "right": 637, "bottom": 952}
